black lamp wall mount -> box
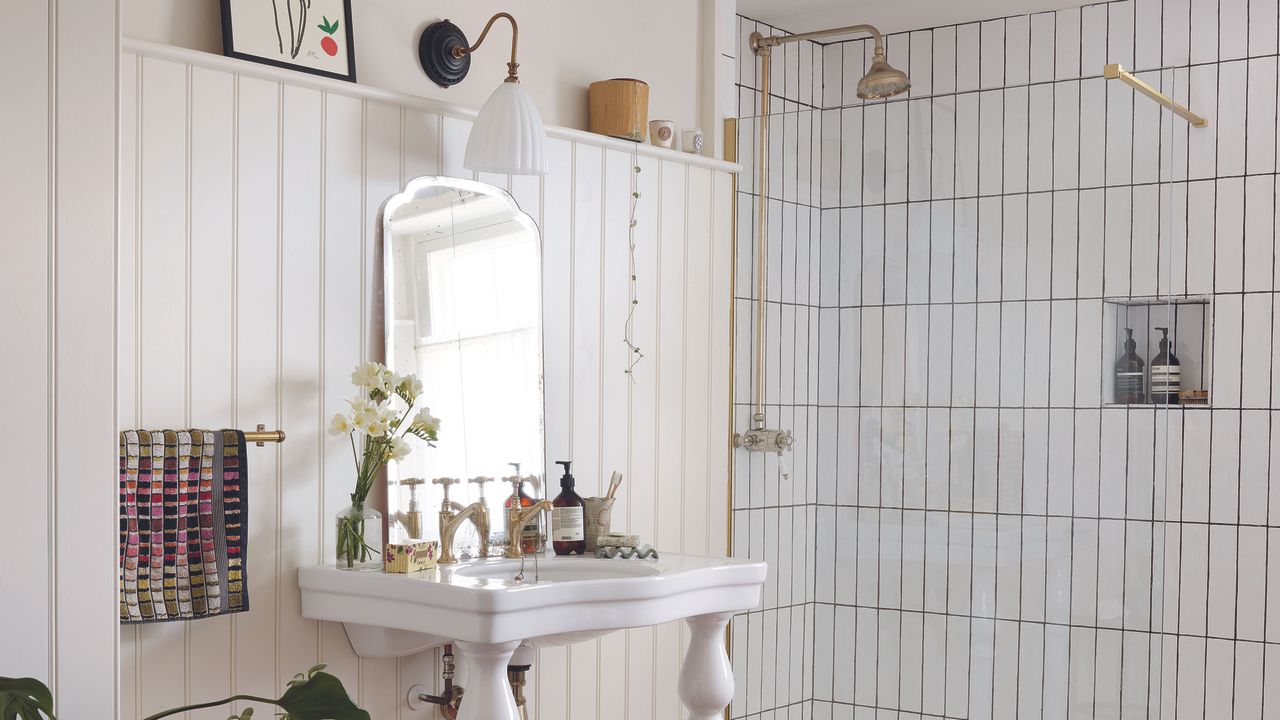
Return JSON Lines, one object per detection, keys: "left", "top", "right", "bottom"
{"left": 419, "top": 13, "right": 521, "bottom": 89}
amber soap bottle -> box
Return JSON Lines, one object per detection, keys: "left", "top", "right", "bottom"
{"left": 551, "top": 460, "right": 586, "bottom": 556}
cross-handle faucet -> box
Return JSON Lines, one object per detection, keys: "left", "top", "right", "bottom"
{"left": 505, "top": 500, "right": 553, "bottom": 559}
{"left": 433, "top": 477, "right": 489, "bottom": 564}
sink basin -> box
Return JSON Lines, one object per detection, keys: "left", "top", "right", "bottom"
{"left": 450, "top": 556, "right": 662, "bottom": 582}
{"left": 298, "top": 551, "right": 766, "bottom": 720}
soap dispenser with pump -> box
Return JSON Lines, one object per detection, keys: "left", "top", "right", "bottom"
{"left": 551, "top": 461, "right": 586, "bottom": 556}
{"left": 1150, "top": 326, "right": 1181, "bottom": 405}
{"left": 1114, "top": 328, "right": 1145, "bottom": 404}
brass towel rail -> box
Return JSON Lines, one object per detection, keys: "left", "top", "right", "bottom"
{"left": 244, "top": 423, "right": 286, "bottom": 446}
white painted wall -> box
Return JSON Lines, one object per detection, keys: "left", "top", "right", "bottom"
{"left": 124, "top": 0, "right": 716, "bottom": 133}
{"left": 118, "top": 40, "right": 736, "bottom": 720}
{"left": 0, "top": 0, "right": 120, "bottom": 717}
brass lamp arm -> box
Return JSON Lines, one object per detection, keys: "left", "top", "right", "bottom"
{"left": 452, "top": 12, "right": 521, "bottom": 82}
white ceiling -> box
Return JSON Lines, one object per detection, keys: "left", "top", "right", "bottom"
{"left": 737, "top": 0, "right": 1086, "bottom": 35}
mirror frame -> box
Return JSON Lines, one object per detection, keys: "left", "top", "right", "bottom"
{"left": 380, "top": 175, "right": 548, "bottom": 521}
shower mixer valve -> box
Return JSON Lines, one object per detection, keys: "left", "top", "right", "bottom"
{"left": 734, "top": 427, "right": 794, "bottom": 456}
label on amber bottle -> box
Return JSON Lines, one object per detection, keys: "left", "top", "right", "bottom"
{"left": 552, "top": 506, "right": 585, "bottom": 542}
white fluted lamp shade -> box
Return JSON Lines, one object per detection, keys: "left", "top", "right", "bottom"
{"left": 464, "top": 81, "right": 548, "bottom": 176}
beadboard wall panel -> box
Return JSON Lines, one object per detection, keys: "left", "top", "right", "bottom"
{"left": 119, "top": 44, "right": 734, "bottom": 720}
{"left": 0, "top": 1, "right": 119, "bottom": 716}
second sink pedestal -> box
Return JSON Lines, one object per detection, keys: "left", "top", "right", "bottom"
{"left": 678, "top": 612, "right": 736, "bottom": 719}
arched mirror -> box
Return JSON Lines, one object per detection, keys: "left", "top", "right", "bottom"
{"left": 383, "top": 177, "right": 544, "bottom": 554}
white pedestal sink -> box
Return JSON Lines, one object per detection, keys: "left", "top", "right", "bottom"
{"left": 299, "top": 552, "right": 766, "bottom": 720}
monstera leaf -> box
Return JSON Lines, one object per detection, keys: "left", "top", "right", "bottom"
{"left": 0, "top": 677, "right": 56, "bottom": 720}
{"left": 276, "top": 670, "right": 369, "bottom": 720}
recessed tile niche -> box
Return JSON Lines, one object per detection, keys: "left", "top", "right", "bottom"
{"left": 1102, "top": 297, "right": 1211, "bottom": 408}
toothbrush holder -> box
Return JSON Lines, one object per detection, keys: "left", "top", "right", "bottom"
{"left": 583, "top": 497, "right": 616, "bottom": 552}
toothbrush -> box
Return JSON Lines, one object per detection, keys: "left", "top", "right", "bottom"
{"left": 606, "top": 471, "right": 623, "bottom": 499}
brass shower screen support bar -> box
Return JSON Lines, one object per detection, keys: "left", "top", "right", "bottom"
{"left": 1103, "top": 64, "right": 1208, "bottom": 128}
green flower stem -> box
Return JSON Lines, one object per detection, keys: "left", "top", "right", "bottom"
{"left": 141, "top": 694, "right": 279, "bottom": 720}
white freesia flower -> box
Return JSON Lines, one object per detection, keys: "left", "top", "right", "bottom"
{"left": 366, "top": 417, "right": 389, "bottom": 437}
{"left": 351, "top": 409, "right": 375, "bottom": 432}
{"left": 397, "top": 374, "right": 424, "bottom": 401}
{"left": 328, "top": 413, "right": 352, "bottom": 436}
{"left": 412, "top": 407, "right": 441, "bottom": 434}
{"left": 351, "top": 362, "right": 388, "bottom": 390}
{"left": 389, "top": 437, "right": 411, "bottom": 461}
{"left": 348, "top": 397, "right": 375, "bottom": 415}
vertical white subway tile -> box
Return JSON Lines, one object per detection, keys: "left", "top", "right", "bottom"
{"left": 950, "top": 411, "right": 976, "bottom": 512}
{"left": 1028, "top": 84, "right": 1055, "bottom": 193}
{"left": 1236, "top": 526, "right": 1267, "bottom": 642}
{"left": 956, "top": 23, "right": 981, "bottom": 93}
{"left": 1242, "top": 294, "right": 1273, "bottom": 410}
{"left": 979, "top": 90, "right": 1005, "bottom": 196}
{"left": 1020, "top": 516, "right": 1048, "bottom": 621}
{"left": 898, "top": 611, "right": 924, "bottom": 712}
{"left": 1107, "top": 2, "right": 1135, "bottom": 70}
{"left": 1003, "top": 87, "right": 1029, "bottom": 195}
{"left": 1175, "top": 636, "right": 1207, "bottom": 718}
{"left": 991, "top": 620, "right": 1020, "bottom": 720}
{"left": 933, "top": 26, "right": 958, "bottom": 95}
{"left": 1024, "top": 302, "right": 1051, "bottom": 408}
{"left": 1048, "top": 301, "right": 1077, "bottom": 406}
{"left": 823, "top": 44, "right": 843, "bottom": 109}
{"left": 952, "top": 304, "right": 977, "bottom": 407}
{"left": 876, "top": 611, "right": 902, "bottom": 706}
{"left": 994, "top": 514, "right": 1023, "bottom": 620}
{"left": 853, "top": 607, "right": 879, "bottom": 705}
{"left": 1069, "top": 518, "right": 1100, "bottom": 625}
{"left": 1052, "top": 191, "right": 1082, "bottom": 298}
{"left": 1099, "top": 408, "right": 1128, "bottom": 517}
{"left": 820, "top": 110, "right": 842, "bottom": 206}
{"left": 1251, "top": 0, "right": 1280, "bottom": 55}
{"left": 1238, "top": 411, "right": 1271, "bottom": 528}
{"left": 885, "top": 102, "right": 909, "bottom": 204}
{"left": 1133, "top": 70, "right": 1165, "bottom": 185}
{"left": 968, "top": 619, "right": 996, "bottom": 719}
{"left": 1133, "top": 0, "right": 1162, "bottom": 70}
{"left": 976, "top": 197, "right": 1004, "bottom": 302}
{"left": 838, "top": 307, "right": 861, "bottom": 408}
{"left": 1096, "top": 520, "right": 1127, "bottom": 628}
{"left": 1207, "top": 525, "right": 1240, "bottom": 640}
{"left": 884, "top": 205, "right": 908, "bottom": 305}
{"left": 906, "top": 203, "right": 930, "bottom": 304}
{"left": 1247, "top": 58, "right": 1278, "bottom": 175}
{"left": 1002, "top": 196, "right": 1028, "bottom": 301}
{"left": 1042, "top": 624, "right": 1070, "bottom": 720}
{"left": 1210, "top": 409, "right": 1242, "bottom": 527}
{"left": 1271, "top": 529, "right": 1280, "bottom": 643}
{"left": 818, "top": 307, "right": 840, "bottom": 406}
{"left": 1078, "top": 78, "right": 1107, "bottom": 189}
{"left": 1218, "top": 61, "right": 1249, "bottom": 178}
{"left": 907, "top": 99, "right": 932, "bottom": 203}
{"left": 1218, "top": 0, "right": 1249, "bottom": 60}
{"left": 1074, "top": 410, "right": 1102, "bottom": 518}
{"left": 1004, "top": 15, "right": 1030, "bottom": 86}
{"left": 812, "top": 603, "right": 835, "bottom": 701}
{"left": 1025, "top": 195, "right": 1052, "bottom": 302}
{"left": 997, "top": 411, "right": 1025, "bottom": 512}
{"left": 931, "top": 98, "right": 957, "bottom": 200}
{"left": 840, "top": 107, "right": 865, "bottom": 207}
{"left": 1000, "top": 303, "right": 1027, "bottom": 406}
{"left": 1187, "top": 65, "right": 1218, "bottom": 180}
{"left": 1029, "top": 12, "right": 1056, "bottom": 83}
{"left": 1213, "top": 294, "right": 1244, "bottom": 408}
{"left": 1053, "top": 81, "right": 1081, "bottom": 191}
{"left": 980, "top": 20, "right": 1005, "bottom": 90}
{"left": 1055, "top": 7, "right": 1082, "bottom": 80}
{"left": 1189, "top": 0, "right": 1219, "bottom": 63}
{"left": 975, "top": 304, "right": 1002, "bottom": 405}
{"left": 953, "top": 199, "right": 979, "bottom": 303}
{"left": 882, "top": 308, "right": 907, "bottom": 407}
{"left": 1045, "top": 411, "right": 1074, "bottom": 515}
{"left": 909, "top": 30, "right": 933, "bottom": 98}
{"left": 842, "top": 38, "right": 870, "bottom": 108}
{"left": 925, "top": 409, "right": 951, "bottom": 510}
{"left": 955, "top": 94, "right": 980, "bottom": 199}
{"left": 929, "top": 201, "right": 954, "bottom": 303}
{"left": 921, "top": 614, "right": 947, "bottom": 714}
{"left": 904, "top": 307, "right": 929, "bottom": 406}
{"left": 1244, "top": 177, "right": 1276, "bottom": 294}
{"left": 858, "top": 410, "right": 882, "bottom": 505}
{"left": 973, "top": 410, "right": 1000, "bottom": 512}
{"left": 944, "top": 617, "right": 970, "bottom": 717}
{"left": 902, "top": 415, "right": 927, "bottom": 508}
{"left": 1184, "top": 180, "right": 1216, "bottom": 294}
{"left": 971, "top": 513, "right": 998, "bottom": 614}
{"left": 862, "top": 104, "right": 887, "bottom": 206}
{"left": 1105, "top": 78, "right": 1136, "bottom": 186}
{"left": 1093, "top": 630, "right": 1124, "bottom": 719}
{"left": 1131, "top": 184, "right": 1160, "bottom": 297}
{"left": 928, "top": 304, "right": 953, "bottom": 407}
{"left": 1074, "top": 300, "right": 1103, "bottom": 407}
{"left": 1163, "top": 0, "right": 1192, "bottom": 67}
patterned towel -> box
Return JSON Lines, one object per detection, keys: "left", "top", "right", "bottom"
{"left": 119, "top": 429, "right": 249, "bottom": 623}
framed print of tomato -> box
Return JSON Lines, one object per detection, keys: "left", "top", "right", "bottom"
{"left": 220, "top": 0, "right": 356, "bottom": 82}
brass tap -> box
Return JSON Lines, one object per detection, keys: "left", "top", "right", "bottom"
{"left": 433, "top": 477, "right": 490, "bottom": 564}
{"left": 505, "top": 500, "right": 553, "bottom": 559}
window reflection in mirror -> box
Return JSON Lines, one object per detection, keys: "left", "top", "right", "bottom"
{"left": 384, "top": 177, "right": 544, "bottom": 555}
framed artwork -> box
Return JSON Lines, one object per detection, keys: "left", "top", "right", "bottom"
{"left": 220, "top": 0, "right": 356, "bottom": 82}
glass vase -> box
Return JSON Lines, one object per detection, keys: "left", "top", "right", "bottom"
{"left": 335, "top": 498, "right": 383, "bottom": 571}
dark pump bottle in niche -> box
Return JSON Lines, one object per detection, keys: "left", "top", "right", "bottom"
{"left": 551, "top": 461, "right": 586, "bottom": 556}
{"left": 1150, "top": 326, "right": 1181, "bottom": 405}
{"left": 1115, "top": 327, "right": 1146, "bottom": 404}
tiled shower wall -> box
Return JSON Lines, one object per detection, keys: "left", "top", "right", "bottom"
{"left": 734, "top": 0, "right": 1280, "bottom": 717}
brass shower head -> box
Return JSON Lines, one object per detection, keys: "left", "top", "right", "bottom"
{"left": 857, "top": 49, "right": 911, "bottom": 99}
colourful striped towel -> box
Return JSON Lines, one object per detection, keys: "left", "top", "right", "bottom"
{"left": 119, "top": 429, "right": 249, "bottom": 623}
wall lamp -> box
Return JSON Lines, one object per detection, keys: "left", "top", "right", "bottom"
{"left": 419, "top": 13, "right": 548, "bottom": 175}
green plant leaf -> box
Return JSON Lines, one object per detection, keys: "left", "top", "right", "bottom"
{"left": 0, "top": 678, "right": 55, "bottom": 720}
{"left": 277, "top": 673, "right": 368, "bottom": 720}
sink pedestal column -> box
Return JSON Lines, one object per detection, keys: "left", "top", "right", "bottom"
{"left": 454, "top": 640, "right": 521, "bottom": 720}
{"left": 678, "top": 611, "right": 736, "bottom": 720}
